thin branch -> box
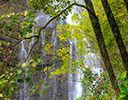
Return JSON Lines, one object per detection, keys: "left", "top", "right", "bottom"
{"left": 68, "top": 40, "right": 104, "bottom": 83}
{"left": 37, "top": 3, "right": 76, "bottom": 37}
{"left": 9, "top": 35, "right": 38, "bottom": 50}
{"left": 24, "top": 39, "right": 39, "bottom": 62}
{"left": 38, "top": 2, "right": 96, "bottom": 37}
{"left": 23, "top": 3, "right": 77, "bottom": 62}
{"left": 44, "top": 3, "right": 76, "bottom": 29}
{"left": 83, "top": 66, "right": 104, "bottom": 83}
{"left": 0, "top": 30, "right": 19, "bottom": 40}
{"left": 75, "top": 3, "right": 97, "bottom": 19}
{"left": 9, "top": 2, "right": 93, "bottom": 62}
{"left": 9, "top": 39, "right": 23, "bottom": 50}
{"left": 22, "top": 3, "right": 76, "bottom": 61}
{"left": 3, "top": 33, "right": 19, "bottom": 40}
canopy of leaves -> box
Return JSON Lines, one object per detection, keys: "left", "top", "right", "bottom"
{"left": 0, "top": 0, "right": 128, "bottom": 99}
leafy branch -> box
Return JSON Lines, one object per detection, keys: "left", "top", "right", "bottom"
{"left": 24, "top": 2, "right": 95, "bottom": 62}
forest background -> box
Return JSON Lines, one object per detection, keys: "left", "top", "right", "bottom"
{"left": 0, "top": 0, "right": 128, "bottom": 100}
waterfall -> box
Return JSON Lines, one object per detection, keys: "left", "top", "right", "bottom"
{"left": 40, "top": 29, "right": 46, "bottom": 80}
{"left": 20, "top": 30, "right": 34, "bottom": 100}
{"left": 20, "top": 40, "right": 27, "bottom": 100}
{"left": 20, "top": 39, "right": 28, "bottom": 100}
{"left": 52, "top": 29, "right": 57, "bottom": 100}
{"left": 41, "top": 29, "right": 46, "bottom": 56}
{"left": 65, "top": 1, "right": 104, "bottom": 99}
{"left": 30, "top": 8, "right": 64, "bottom": 99}
{"left": 21, "top": 40, "right": 27, "bottom": 63}
{"left": 68, "top": 40, "right": 73, "bottom": 100}
{"left": 68, "top": 39, "right": 83, "bottom": 100}
{"left": 73, "top": 39, "right": 83, "bottom": 99}
{"left": 68, "top": 39, "right": 103, "bottom": 100}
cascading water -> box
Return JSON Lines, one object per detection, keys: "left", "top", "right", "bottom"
{"left": 52, "top": 29, "right": 57, "bottom": 100}
{"left": 20, "top": 40, "right": 27, "bottom": 100}
{"left": 66, "top": 1, "right": 104, "bottom": 99}
{"left": 73, "top": 39, "right": 83, "bottom": 99}
{"left": 68, "top": 39, "right": 83, "bottom": 100}
{"left": 68, "top": 40, "right": 74, "bottom": 100}
{"left": 20, "top": 30, "right": 34, "bottom": 100}
{"left": 20, "top": 39, "right": 28, "bottom": 100}
{"left": 30, "top": 9, "right": 63, "bottom": 99}
{"left": 68, "top": 39, "right": 103, "bottom": 100}
{"left": 41, "top": 29, "right": 46, "bottom": 57}
{"left": 21, "top": 40, "right": 27, "bottom": 63}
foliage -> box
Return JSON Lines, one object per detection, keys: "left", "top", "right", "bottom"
{"left": 0, "top": 58, "right": 49, "bottom": 99}
{"left": 0, "top": 10, "right": 37, "bottom": 38}
{"left": 80, "top": 68, "right": 115, "bottom": 100}
{"left": 117, "top": 71, "right": 128, "bottom": 100}
{"left": 57, "top": 0, "right": 127, "bottom": 99}
{"left": 0, "top": 0, "right": 128, "bottom": 99}
{"left": 27, "top": 0, "right": 72, "bottom": 20}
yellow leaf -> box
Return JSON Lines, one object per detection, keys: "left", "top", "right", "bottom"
{"left": 0, "top": 94, "right": 3, "bottom": 97}
{"left": 31, "top": 63, "right": 36, "bottom": 67}
{"left": 21, "top": 63, "right": 28, "bottom": 68}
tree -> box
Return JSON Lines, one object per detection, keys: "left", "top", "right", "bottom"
{"left": 101, "top": 0, "right": 128, "bottom": 77}
{"left": 83, "top": 0, "right": 120, "bottom": 99}
{"left": 0, "top": 0, "right": 128, "bottom": 99}
{"left": 124, "top": 0, "right": 128, "bottom": 11}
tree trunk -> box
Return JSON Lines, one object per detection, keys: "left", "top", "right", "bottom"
{"left": 101, "top": 0, "right": 128, "bottom": 76}
{"left": 124, "top": 0, "right": 128, "bottom": 11}
{"left": 84, "top": 0, "right": 120, "bottom": 99}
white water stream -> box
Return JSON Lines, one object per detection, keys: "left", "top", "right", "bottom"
{"left": 52, "top": 29, "right": 57, "bottom": 100}
{"left": 68, "top": 39, "right": 83, "bottom": 100}
{"left": 66, "top": 1, "right": 103, "bottom": 99}
{"left": 68, "top": 39, "right": 103, "bottom": 100}
{"left": 20, "top": 40, "right": 27, "bottom": 100}
{"left": 20, "top": 30, "right": 34, "bottom": 100}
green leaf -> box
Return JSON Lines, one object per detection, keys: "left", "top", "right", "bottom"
{"left": 120, "top": 84, "right": 127, "bottom": 92}
{"left": 38, "top": 90, "right": 44, "bottom": 96}
{"left": 44, "top": 83, "right": 49, "bottom": 89}
{"left": 25, "top": 77, "right": 31, "bottom": 83}
{"left": 120, "top": 71, "right": 127, "bottom": 80}
{"left": 124, "top": 78, "right": 128, "bottom": 84}
{"left": 17, "top": 78, "right": 24, "bottom": 83}
{"left": 20, "top": 31, "right": 23, "bottom": 38}
{"left": 10, "top": 80, "right": 15, "bottom": 84}
{"left": 40, "top": 79, "right": 44, "bottom": 82}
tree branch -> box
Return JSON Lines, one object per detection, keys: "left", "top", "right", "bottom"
{"left": 38, "top": 3, "right": 76, "bottom": 37}
{"left": 9, "top": 35, "right": 39, "bottom": 50}
{"left": 75, "top": 3, "right": 97, "bottom": 19}
{"left": 24, "top": 39, "right": 39, "bottom": 62}
{"left": 23, "top": 3, "right": 77, "bottom": 61}
{"left": 9, "top": 2, "right": 95, "bottom": 62}
{"left": 38, "top": 3, "right": 96, "bottom": 37}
